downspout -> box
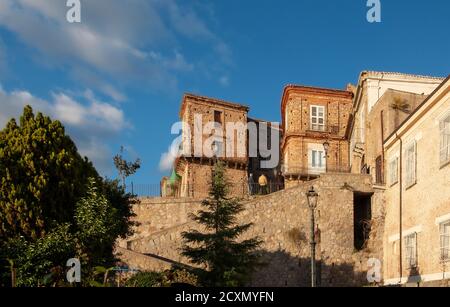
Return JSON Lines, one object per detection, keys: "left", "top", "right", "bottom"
{"left": 395, "top": 133, "right": 403, "bottom": 282}
{"left": 380, "top": 110, "right": 385, "bottom": 183}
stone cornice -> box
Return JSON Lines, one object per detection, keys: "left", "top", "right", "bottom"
{"left": 179, "top": 93, "right": 249, "bottom": 119}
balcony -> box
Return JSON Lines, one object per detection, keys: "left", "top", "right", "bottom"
{"left": 307, "top": 124, "right": 340, "bottom": 134}
{"left": 286, "top": 125, "right": 341, "bottom": 136}
{"left": 281, "top": 164, "right": 351, "bottom": 177}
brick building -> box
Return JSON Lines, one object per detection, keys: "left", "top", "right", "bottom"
{"left": 280, "top": 85, "right": 353, "bottom": 188}
{"left": 173, "top": 93, "right": 250, "bottom": 198}
{"left": 149, "top": 71, "right": 450, "bottom": 286}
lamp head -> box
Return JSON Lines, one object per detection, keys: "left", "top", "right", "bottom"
{"left": 307, "top": 186, "right": 319, "bottom": 209}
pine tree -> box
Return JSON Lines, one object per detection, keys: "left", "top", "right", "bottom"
{"left": 0, "top": 106, "right": 98, "bottom": 240}
{"left": 181, "top": 161, "right": 262, "bottom": 287}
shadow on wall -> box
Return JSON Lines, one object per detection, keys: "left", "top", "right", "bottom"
{"left": 119, "top": 248, "right": 373, "bottom": 287}
{"left": 250, "top": 250, "right": 370, "bottom": 287}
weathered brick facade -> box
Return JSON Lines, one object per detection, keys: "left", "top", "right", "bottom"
{"left": 173, "top": 94, "right": 249, "bottom": 198}
{"left": 281, "top": 85, "right": 353, "bottom": 188}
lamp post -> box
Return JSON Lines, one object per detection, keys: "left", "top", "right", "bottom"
{"left": 323, "top": 141, "right": 330, "bottom": 173}
{"left": 307, "top": 186, "right": 319, "bottom": 287}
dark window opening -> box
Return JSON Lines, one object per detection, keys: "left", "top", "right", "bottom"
{"left": 214, "top": 111, "right": 223, "bottom": 125}
{"left": 354, "top": 192, "right": 372, "bottom": 251}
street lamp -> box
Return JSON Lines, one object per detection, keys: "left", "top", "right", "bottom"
{"left": 323, "top": 141, "right": 330, "bottom": 173}
{"left": 307, "top": 186, "right": 319, "bottom": 287}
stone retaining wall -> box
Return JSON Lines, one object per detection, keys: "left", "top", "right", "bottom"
{"left": 118, "top": 173, "right": 385, "bottom": 286}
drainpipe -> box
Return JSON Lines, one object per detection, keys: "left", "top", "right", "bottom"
{"left": 380, "top": 111, "right": 385, "bottom": 183}
{"left": 395, "top": 133, "right": 403, "bottom": 283}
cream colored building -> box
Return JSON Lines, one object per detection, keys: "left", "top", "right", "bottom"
{"left": 349, "top": 71, "right": 444, "bottom": 179}
{"left": 383, "top": 76, "right": 450, "bottom": 286}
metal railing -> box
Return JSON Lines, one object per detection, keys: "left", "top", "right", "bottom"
{"left": 307, "top": 124, "right": 340, "bottom": 135}
{"left": 281, "top": 164, "right": 351, "bottom": 176}
{"left": 286, "top": 125, "right": 341, "bottom": 135}
{"left": 127, "top": 183, "right": 162, "bottom": 197}
{"left": 127, "top": 182, "right": 285, "bottom": 198}
{"left": 247, "top": 182, "right": 285, "bottom": 196}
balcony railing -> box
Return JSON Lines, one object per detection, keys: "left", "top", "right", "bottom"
{"left": 307, "top": 124, "right": 340, "bottom": 134}
{"left": 281, "top": 164, "right": 351, "bottom": 176}
{"left": 286, "top": 125, "right": 341, "bottom": 135}
{"left": 127, "top": 182, "right": 284, "bottom": 198}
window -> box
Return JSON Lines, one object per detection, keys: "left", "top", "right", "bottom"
{"left": 440, "top": 115, "right": 450, "bottom": 166}
{"left": 440, "top": 221, "right": 450, "bottom": 261}
{"left": 405, "top": 233, "right": 417, "bottom": 268}
{"left": 310, "top": 105, "right": 325, "bottom": 131}
{"left": 405, "top": 142, "right": 417, "bottom": 188}
{"left": 214, "top": 110, "right": 223, "bottom": 125}
{"left": 389, "top": 157, "right": 399, "bottom": 186}
{"left": 310, "top": 150, "right": 325, "bottom": 169}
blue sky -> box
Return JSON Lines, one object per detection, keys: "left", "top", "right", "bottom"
{"left": 0, "top": 0, "right": 449, "bottom": 185}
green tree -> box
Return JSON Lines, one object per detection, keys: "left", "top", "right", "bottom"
{"left": 181, "top": 161, "right": 262, "bottom": 287}
{"left": 113, "top": 146, "right": 141, "bottom": 189}
{"left": 74, "top": 178, "right": 136, "bottom": 270}
{"left": 0, "top": 106, "right": 137, "bottom": 287}
{"left": 0, "top": 106, "right": 98, "bottom": 240}
{"left": 124, "top": 270, "right": 199, "bottom": 287}
{"left": 0, "top": 178, "right": 136, "bottom": 287}
{"left": 99, "top": 178, "right": 137, "bottom": 240}
{"left": 2, "top": 224, "right": 75, "bottom": 287}
{"left": 74, "top": 178, "right": 119, "bottom": 267}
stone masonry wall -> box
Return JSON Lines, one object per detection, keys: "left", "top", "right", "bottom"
{"left": 118, "top": 173, "right": 385, "bottom": 287}
{"left": 117, "top": 197, "right": 203, "bottom": 246}
{"left": 188, "top": 163, "right": 248, "bottom": 199}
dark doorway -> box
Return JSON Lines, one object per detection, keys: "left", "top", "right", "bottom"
{"left": 354, "top": 192, "right": 372, "bottom": 250}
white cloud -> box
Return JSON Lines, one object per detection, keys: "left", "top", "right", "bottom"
{"left": 52, "top": 93, "right": 86, "bottom": 126}
{"left": 0, "top": 0, "right": 232, "bottom": 97}
{"left": 0, "top": 86, "right": 129, "bottom": 175}
{"left": 159, "top": 141, "right": 181, "bottom": 172}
